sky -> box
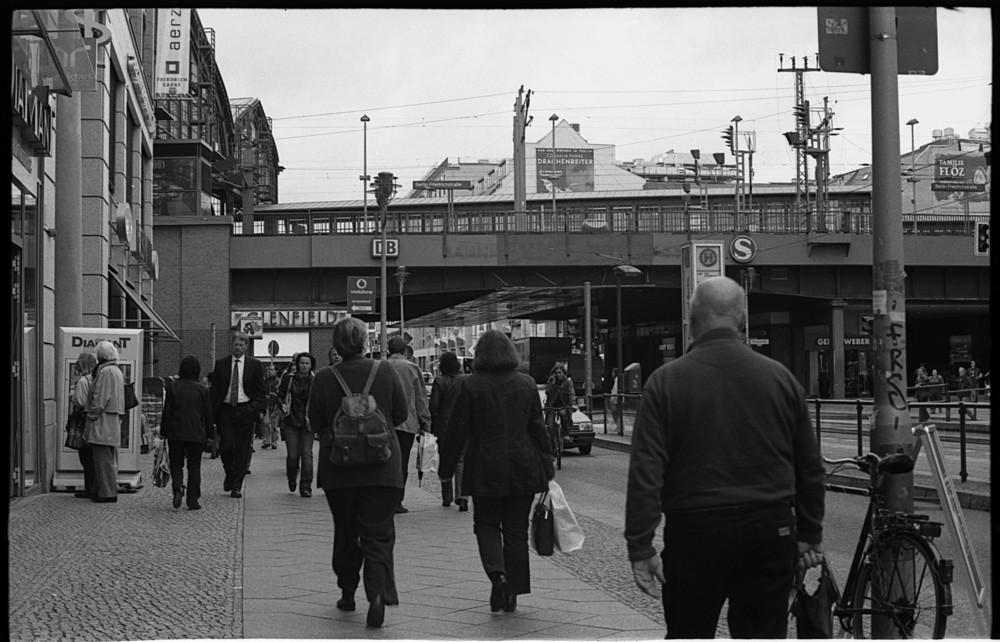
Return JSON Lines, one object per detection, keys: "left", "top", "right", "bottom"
{"left": 196, "top": 7, "right": 993, "bottom": 204}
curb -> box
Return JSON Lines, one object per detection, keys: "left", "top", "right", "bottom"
{"left": 593, "top": 437, "right": 990, "bottom": 512}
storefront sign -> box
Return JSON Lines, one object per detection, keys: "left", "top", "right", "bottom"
{"left": 230, "top": 309, "right": 348, "bottom": 328}
{"left": 155, "top": 9, "right": 192, "bottom": 98}
{"left": 815, "top": 336, "right": 871, "bottom": 347}
{"left": 10, "top": 62, "right": 54, "bottom": 156}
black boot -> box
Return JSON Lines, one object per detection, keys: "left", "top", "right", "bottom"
{"left": 441, "top": 480, "right": 454, "bottom": 506}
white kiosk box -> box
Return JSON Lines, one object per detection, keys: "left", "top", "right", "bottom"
{"left": 53, "top": 328, "right": 144, "bottom": 492}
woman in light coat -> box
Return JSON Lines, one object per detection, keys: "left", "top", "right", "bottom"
{"left": 85, "top": 340, "right": 125, "bottom": 503}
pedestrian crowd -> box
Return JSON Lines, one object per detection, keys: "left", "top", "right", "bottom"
{"left": 62, "top": 276, "right": 847, "bottom": 637}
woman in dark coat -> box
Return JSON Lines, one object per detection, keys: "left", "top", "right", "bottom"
{"left": 438, "top": 330, "right": 554, "bottom": 613}
{"left": 278, "top": 351, "right": 316, "bottom": 497}
{"left": 308, "top": 317, "right": 408, "bottom": 628}
{"left": 160, "top": 355, "right": 214, "bottom": 510}
{"left": 430, "top": 351, "right": 467, "bottom": 509}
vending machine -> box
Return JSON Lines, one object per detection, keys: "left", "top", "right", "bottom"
{"left": 53, "top": 328, "right": 144, "bottom": 492}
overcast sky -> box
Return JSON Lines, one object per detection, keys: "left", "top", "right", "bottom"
{"left": 196, "top": 7, "right": 992, "bottom": 203}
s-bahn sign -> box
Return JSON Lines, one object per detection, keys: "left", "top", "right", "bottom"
{"left": 413, "top": 180, "right": 473, "bottom": 190}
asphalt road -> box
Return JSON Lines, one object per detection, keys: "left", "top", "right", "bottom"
{"left": 552, "top": 445, "right": 992, "bottom": 638}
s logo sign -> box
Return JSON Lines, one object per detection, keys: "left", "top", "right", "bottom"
{"left": 730, "top": 235, "right": 757, "bottom": 263}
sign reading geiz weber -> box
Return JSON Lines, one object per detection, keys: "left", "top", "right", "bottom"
{"left": 536, "top": 148, "right": 595, "bottom": 193}
{"left": 154, "top": 9, "right": 192, "bottom": 98}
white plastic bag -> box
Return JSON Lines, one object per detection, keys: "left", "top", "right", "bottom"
{"left": 418, "top": 432, "right": 439, "bottom": 475}
{"left": 547, "top": 479, "right": 585, "bottom": 552}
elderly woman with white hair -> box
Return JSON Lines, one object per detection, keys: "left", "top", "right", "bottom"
{"left": 85, "top": 340, "right": 125, "bottom": 503}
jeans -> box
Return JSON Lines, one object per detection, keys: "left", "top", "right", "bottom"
{"left": 283, "top": 424, "right": 314, "bottom": 491}
{"left": 661, "top": 502, "right": 798, "bottom": 639}
{"left": 472, "top": 494, "right": 535, "bottom": 595}
{"left": 168, "top": 439, "right": 204, "bottom": 506}
{"left": 396, "top": 431, "right": 416, "bottom": 503}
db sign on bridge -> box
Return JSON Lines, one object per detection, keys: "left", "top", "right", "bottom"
{"left": 347, "top": 276, "right": 376, "bottom": 315}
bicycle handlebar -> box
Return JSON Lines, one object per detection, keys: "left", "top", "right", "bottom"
{"left": 823, "top": 452, "right": 914, "bottom": 476}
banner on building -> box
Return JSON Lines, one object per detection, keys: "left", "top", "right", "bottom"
{"left": 536, "top": 148, "right": 595, "bottom": 193}
{"left": 154, "top": 9, "right": 192, "bottom": 98}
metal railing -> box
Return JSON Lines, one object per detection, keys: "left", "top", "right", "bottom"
{"left": 232, "top": 205, "right": 987, "bottom": 237}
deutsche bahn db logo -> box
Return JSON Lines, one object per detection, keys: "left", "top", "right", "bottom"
{"left": 730, "top": 235, "right": 757, "bottom": 263}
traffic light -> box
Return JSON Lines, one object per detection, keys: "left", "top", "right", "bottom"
{"left": 566, "top": 317, "right": 582, "bottom": 337}
{"left": 720, "top": 126, "right": 734, "bottom": 153}
{"left": 793, "top": 100, "right": 810, "bottom": 130}
{"left": 860, "top": 315, "right": 873, "bottom": 335}
{"left": 593, "top": 317, "right": 609, "bottom": 336}
{"left": 974, "top": 221, "right": 990, "bottom": 256}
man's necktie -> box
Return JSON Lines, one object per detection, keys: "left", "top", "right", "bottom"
{"left": 229, "top": 359, "right": 240, "bottom": 406}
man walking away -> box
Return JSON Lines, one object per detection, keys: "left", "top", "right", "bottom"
{"left": 625, "top": 276, "right": 825, "bottom": 639}
{"left": 385, "top": 335, "right": 431, "bottom": 513}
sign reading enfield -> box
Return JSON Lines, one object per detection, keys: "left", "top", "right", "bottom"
{"left": 347, "top": 276, "right": 376, "bottom": 315}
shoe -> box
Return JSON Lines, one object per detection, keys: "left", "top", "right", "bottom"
{"left": 74, "top": 491, "right": 91, "bottom": 499}
{"left": 336, "top": 592, "right": 356, "bottom": 612}
{"left": 92, "top": 497, "right": 118, "bottom": 503}
{"left": 458, "top": 498, "right": 469, "bottom": 512}
{"left": 489, "top": 573, "right": 511, "bottom": 612}
{"left": 288, "top": 479, "right": 297, "bottom": 493}
{"left": 230, "top": 490, "right": 243, "bottom": 499}
{"left": 187, "top": 501, "right": 201, "bottom": 510}
{"left": 173, "top": 488, "right": 184, "bottom": 509}
{"left": 224, "top": 478, "right": 233, "bottom": 492}
{"left": 395, "top": 504, "right": 409, "bottom": 514}
{"left": 246, "top": 469, "right": 251, "bottom": 475}
{"left": 503, "top": 593, "right": 517, "bottom": 613}
{"left": 300, "top": 489, "right": 312, "bottom": 498}
{"left": 366, "top": 594, "right": 385, "bottom": 627}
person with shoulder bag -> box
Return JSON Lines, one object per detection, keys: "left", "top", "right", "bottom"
{"left": 308, "top": 317, "right": 409, "bottom": 628}
{"left": 279, "top": 352, "right": 316, "bottom": 497}
{"left": 70, "top": 352, "right": 98, "bottom": 499}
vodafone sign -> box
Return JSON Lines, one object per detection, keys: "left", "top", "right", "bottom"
{"left": 730, "top": 235, "right": 757, "bottom": 263}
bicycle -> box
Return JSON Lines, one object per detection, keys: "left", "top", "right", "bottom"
{"left": 543, "top": 405, "right": 574, "bottom": 471}
{"left": 823, "top": 452, "right": 954, "bottom": 638}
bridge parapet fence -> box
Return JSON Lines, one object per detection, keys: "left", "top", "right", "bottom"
{"left": 233, "top": 205, "right": 985, "bottom": 237}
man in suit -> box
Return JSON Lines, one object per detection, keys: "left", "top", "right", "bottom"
{"left": 211, "top": 331, "right": 267, "bottom": 498}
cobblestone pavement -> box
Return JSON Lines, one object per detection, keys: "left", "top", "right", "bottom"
{"left": 9, "top": 450, "right": 243, "bottom": 641}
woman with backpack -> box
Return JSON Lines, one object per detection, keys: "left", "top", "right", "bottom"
{"left": 279, "top": 351, "right": 316, "bottom": 497}
{"left": 308, "top": 317, "right": 408, "bottom": 628}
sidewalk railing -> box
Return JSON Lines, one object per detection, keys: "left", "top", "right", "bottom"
{"left": 807, "top": 396, "right": 989, "bottom": 483}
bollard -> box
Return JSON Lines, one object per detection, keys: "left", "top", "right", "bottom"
{"left": 813, "top": 399, "right": 822, "bottom": 447}
{"left": 958, "top": 403, "right": 968, "bottom": 483}
{"left": 856, "top": 399, "right": 865, "bottom": 457}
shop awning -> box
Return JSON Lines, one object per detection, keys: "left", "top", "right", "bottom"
{"left": 108, "top": 270, "right": 181, "bottom": 342}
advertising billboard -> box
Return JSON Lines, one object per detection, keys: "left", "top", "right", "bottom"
{"left": 536, "top": 148, "right": 595, "bottom": 193}
{"left": 154, "top": 9, "right": 192, "bottom": 98}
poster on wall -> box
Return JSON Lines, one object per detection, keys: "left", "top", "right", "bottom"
{"left": 536, "top": 148, "right": 595, "bottom": 193}
{"left": 154, "top": 9, "right": 192, "bottom": 98}
{"left": 53, "top": 328, "right": 145, "bottom": 492}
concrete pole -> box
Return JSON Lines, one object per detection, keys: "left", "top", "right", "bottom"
{"left": 54, "top": 93, "right": 83, "bottom": 330}
{"left": 869, "top": 7, "right": 913, "bottom": 514}
{"left": 584, "top": 282, "right": 592, "bottom": 413}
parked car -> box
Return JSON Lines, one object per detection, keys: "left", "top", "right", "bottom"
{"left": 537, "top": 387, "right": 595, "bottom": 455}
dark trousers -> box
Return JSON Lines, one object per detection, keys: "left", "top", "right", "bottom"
{"left": 396, "top": 430, "right": 416, "bottom": 503}
{"left": 323, "top": 486, "right": 399, "bottom": 603}
{"left": 284, "top": 425, "right": 314, "bottom": 491}
{"left": 78, "top": 445, "right": 96, "bottom": 497}
{"left": 661, "top": 502, "right": 798, "bottom": 639}
{"left": 168, "top": 439, "right": 204, "bottom": 506}
{"left": 472, "top": 494, "right": 535, "bottom": 595}
{"left": 217, "top": 403, "right": 256, "bottom": 492}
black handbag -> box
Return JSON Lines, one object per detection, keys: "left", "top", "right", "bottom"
{"left": 64, "top": 408, "right": 87, "bottom": 450}
{"left": 531, "top": 491, "right": 555, "bottom": 556}
{"left": 790, "top": 558, "right": 840, "bottom": 638}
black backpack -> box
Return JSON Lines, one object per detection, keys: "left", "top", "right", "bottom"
{"left": 328, "top": 361, "right": 392, "bottom": 467}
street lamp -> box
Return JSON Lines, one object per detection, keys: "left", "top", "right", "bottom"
{"left": 906, "top": 118, "right": 919, "bottom": 232}
{"left": 395, "top": 265, "right": 409, "bottom": 338}
{"left": 612, "top": 264, "right": 643, "bottom": 436}
{"left": 690, "top": 149, "right": 700, "bottom": 184}
{"left": 374, "top": 171, "right": 399, "bottom": 359}
{"left": 549, "top": 114, "right": 558, "bottom": 220}
{"left": 360, "top": 115, "right": 370, "bottom": 232}
{"left": 731, "top": 115, "right": 743, "bottom": 225}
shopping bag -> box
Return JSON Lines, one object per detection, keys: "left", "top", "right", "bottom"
{"left": 530, "top": 491, "right": 555, "bottom": 556}
{"left": 547, "top": 479, "right": 585, "bottom": 552}
{"left": 418, "top": 432, "right": 439, "bottom": 476}
{"left": 152, "top": 438, "right": 171, "bottom": 488}
{"left": 789, "top": 558, "right": 840, "bottom": 638}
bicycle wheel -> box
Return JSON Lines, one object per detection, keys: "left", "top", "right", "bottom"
{"left": 851, "top": 531, "right": 951, "bottom": 639}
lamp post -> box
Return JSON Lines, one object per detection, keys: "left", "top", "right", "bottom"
{"left": 374, "top": 171, "right": 398, "bottom": 359}
{"left": 395, "top": 265, "right": 409, "bottom": 338}
{"left": 731, "top": 115, "right": 743, "bottom": 227}
{"left": 360, "top": 115, "right": 370, "bottom": 232}
{"left": 612, "top": 264, "right": 643, "bottom": 436}
{"left": 906, "top": 118, "right": 919, "bottom": 232}
{"left": 682, "top": 182, "right": 692, "bottom": 242}
{"left": 549, "top": 114, "right": 558, "bottom": 220}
